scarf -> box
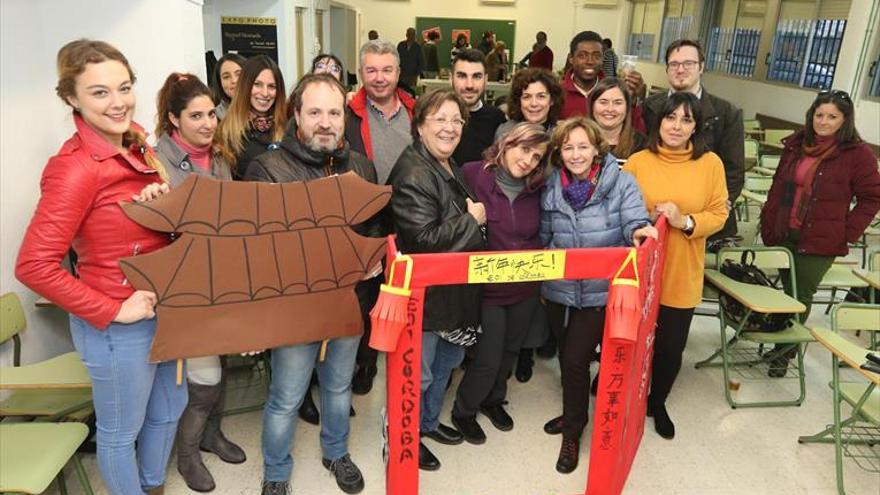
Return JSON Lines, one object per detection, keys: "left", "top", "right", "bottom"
{"left": 560, "top": 162, "right": 602, "bottom": 211}
{"left": 171, "top": 131, "right": 212, "bottom": 171}
{"left": 250, "top": 113, "right": 273, "bottom": 133}
{"left": 790, "top": 135, "right": 838, "bottom": 227}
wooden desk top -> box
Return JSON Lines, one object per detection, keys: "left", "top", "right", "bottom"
{"left": 811, "top": 328, "right": 880, "bottom": 385}
{"left": 705, "top": 269, "right": 806, "bottom": 314}
{"left": 852, "top": 269, "right": 880, "bottom": 290}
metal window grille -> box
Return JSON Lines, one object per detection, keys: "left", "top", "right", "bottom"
{"left": 768, "top": 18, "right": 847, "bottom": 90}
{"left": 628, "top": 33, "right": 655, "bottom": 61}
{"left": 659, "top": 16, "right": 694, "bottom": 62}
{"left": 706, "top": 27, "right": 761, "bottom": 77}
{"left": 870, "top": 56, "right": 880, "bottom": 98}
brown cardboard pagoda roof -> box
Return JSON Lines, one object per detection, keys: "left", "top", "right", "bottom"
{"left": 119, "top": 173, "right": 390, "bottom": 361}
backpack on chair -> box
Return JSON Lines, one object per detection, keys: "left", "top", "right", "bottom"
{"left": 718, "top": 250, "right": 793, "bottom": 332}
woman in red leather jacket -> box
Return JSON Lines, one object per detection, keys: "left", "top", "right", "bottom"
{"left": 760, "top": 90, "right": 880, "bottom": 375}
{"left": 15, "top": 40, "right": 188, "bottom": 495}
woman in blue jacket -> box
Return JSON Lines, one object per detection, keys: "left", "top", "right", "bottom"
{"left": 540, "top": 117, "right": 656, "bottom": 474}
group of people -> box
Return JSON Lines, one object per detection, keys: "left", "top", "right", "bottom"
{"left": 13, "top": 24, "right": 880, "bottom": 495}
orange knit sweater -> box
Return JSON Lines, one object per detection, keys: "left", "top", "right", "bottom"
{"left": 623, "top": 145, "right": 729, "bottom": 308}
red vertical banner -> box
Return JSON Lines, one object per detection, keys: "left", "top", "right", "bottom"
{"left": 384, "top": 288, "right": 424, "bottom": 495}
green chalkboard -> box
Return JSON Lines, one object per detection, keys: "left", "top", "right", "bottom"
{"left": 415, "top": 17, "right": 516, "bottom": 71}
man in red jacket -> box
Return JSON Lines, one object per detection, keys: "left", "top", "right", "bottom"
{"left": 528, "top": 31, "right": 554, "bottom": 71}
{"left": 559, "top": 31, "right": 646, "bottom": 132}
{"left": 344, "top": 39, "right": 416, "bottom": 397}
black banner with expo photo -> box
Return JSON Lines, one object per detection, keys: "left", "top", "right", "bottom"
{"left": 221, "top": 16, "right": 278, "bottom": 62}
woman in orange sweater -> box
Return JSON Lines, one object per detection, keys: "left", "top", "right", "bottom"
{"left": 624, "top": 92, "right": 728, "bottom": 439}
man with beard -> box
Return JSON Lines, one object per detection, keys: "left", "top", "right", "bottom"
{"left": 559, "top": 30, "right": 646, "bottom": 132}
{"left": 246, "top": 73, "right": 379, "bottom": 495}
{"left": 642, "top": 39, "right": 744, "bottom": 240}
{"left": 451, "top": 49, "right": 507, "bottom": 165}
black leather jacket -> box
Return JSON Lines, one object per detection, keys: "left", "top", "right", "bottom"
{"left": 387, "top": 142, "right": 486, "bottom": 332}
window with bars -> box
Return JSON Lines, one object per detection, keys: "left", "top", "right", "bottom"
{"left": 766, "top": 0, "right": 850, "bottom": 90}
{"left": 628, "top": 0, "right": 664, "bottom": 61}
{"left": 870, "top": 54, "right": 880, "bottom": 98}
{"left": 657, "top": 0, "right": 703, "bottom": 62}
{"left": 702, "top": 0, "right": 763, "bottom": 78}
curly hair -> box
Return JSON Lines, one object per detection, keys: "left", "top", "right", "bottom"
{"left": 506, "top": 68, "right": 564, "bottom": 125}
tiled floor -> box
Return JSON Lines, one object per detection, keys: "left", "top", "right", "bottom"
{"left": 51, "top": 300, "right": 879, "bottom": 494}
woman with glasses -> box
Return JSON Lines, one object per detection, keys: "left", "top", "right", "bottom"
{"left": 760, "top": 90, "right": 880, "bottom": 374}
{"left": 450, "top": 123, "right": 550, "bottom": 445}
{"left": 387, "top": 89, "right": 488, "bottom": 471}
{"left": 623, "top": 92, "right": 728, "bottom": 440}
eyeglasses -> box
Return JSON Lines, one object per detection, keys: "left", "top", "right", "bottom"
{"left": 315, "top": 63, "right": 342, "bottom": 74}
{"left": 520, "top": 92, "right": 550, "bottom": 103}
{"left": 666, "top": 60, "right": 700, "bottom": 71}
{"left": 818, "top": 89, "right": 851, "bottom": 102}
{"left": 426, "top": 116, "right": 466, "bottom": 129}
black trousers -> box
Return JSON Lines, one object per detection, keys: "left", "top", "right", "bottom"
{"left": 648, "top": 305, "right": 695, "bottom": 406}
{"left": 546, "top": 301, "right": 605, "bottom": 440}
{"left": 453, "top": 295, "right": 539, "bottom": 417}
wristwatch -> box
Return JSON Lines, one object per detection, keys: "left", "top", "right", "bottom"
{"left": 682, "top": 215, "right": 695, "bottom": 235}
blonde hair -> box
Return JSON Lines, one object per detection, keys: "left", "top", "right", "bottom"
{"left": 549, "top": 117, "right": 610, "bottom": 169}
{"left": 216, "top": 55, "right": 287, "bottom": 167}
{"left": 56, "top": 39, "right": 168, "bottom": 182}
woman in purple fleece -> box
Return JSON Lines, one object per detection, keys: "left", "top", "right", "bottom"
{"left": 450, "top": 122, "right": 551, "bottom": 445}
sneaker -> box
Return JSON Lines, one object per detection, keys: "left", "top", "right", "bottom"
{"left": 322, "top": 454, "right": 365, "bottom": 494}
{"left": 555, "top": 437, "right": 579, "bottom": 474}
{"left": 261, "top": 481, "right": 290, "bottom": 495}
{"left": 480, "top": 404, "right": 513, "bottom": 431}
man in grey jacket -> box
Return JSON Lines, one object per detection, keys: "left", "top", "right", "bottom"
{"left": 642, "top": 39, "right": 744, "bottom": 240}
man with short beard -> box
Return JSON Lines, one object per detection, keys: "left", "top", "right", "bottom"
{"left": 245, "top": 73, "right": 380, "bottom": 495}
{"left": 450, "top": 49, "right": 507, "bottom": 165}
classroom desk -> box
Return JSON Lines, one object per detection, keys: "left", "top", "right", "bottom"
{"left": 799, "top": 328, "right": 879, "bottom": 495}
{"left": 852, "top": 269, "right": 880, "bottom": 294}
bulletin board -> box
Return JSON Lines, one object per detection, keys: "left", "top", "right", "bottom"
{"left": 415, "top": 17, "right": 516, "bottom": 70}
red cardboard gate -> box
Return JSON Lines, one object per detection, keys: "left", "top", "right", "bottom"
{"left": 371, "top": 218, "right": 668, "bottom": 495}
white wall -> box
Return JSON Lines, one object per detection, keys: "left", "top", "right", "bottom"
{"left": 337, "top": 0, "right": 627, "bottom": 72}
{"left": 0, "top": 0, "right": 206, "bottom": 365}
{"left": 634, "top": 0, "right": 879, "bottom": 145}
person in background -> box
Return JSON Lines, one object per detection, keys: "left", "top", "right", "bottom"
{"left": 760, "top": 90, "right": 880, "bottom": 375}
{"left": 142, "top": 73, "right": 243, "bottom": 493}
{"left": 601, "top": 38, "right": 618, "bottom": 79}
{"left": 216, "top": 54, "right": 287, "bottom": 179}
{"left": 452, "top": 123, "right": 551, "bottom": 445}
{"left": 16, "top": 39, "right": 187, "bottom": 495}
{"left": 345, "top": 39, "right": 417, "bottom": 396}
{"left": 423, "top": 30, "right": 441, "bottom": 79}
{"left": 486, "top": 40, "right": 508, "bottom": 82}
{"left": 540, "top": 117, "right": 655, "bottom": 473}
{"left": 559, "top": 30, "right": 645, "bottom": 132}
{"left": 478, "top": 31, "right": 495, "bottom": 56}
{"left": 386, "top": 89, "right": 487, "bottom": 471}
{"left": 450, "top": 48, "right": 507, "bottom": 165}
{"left": 397, "top": 27, "right": 425, "bottom": 91}
{"left": 588, "top": 77, "right": 646, "bottom": 161}
{"left": 529, "top": 31, "right": 554, "bottom": 71}
{"left": 368, "top": 30, "right": 379, "bottom": 41}
{"left": 311, "top": 53, "right": 345, "bottom": 82}
{"left": 450, "top": 33, "right": 472, "bottom": 65}
{"left": 210, "top": 52, "right": 246, "bottom": 120}
{"left": 642, "top": 39, "right": 744, "bottom": 242}
{"left": 624, "top": 92, "right": 728, "bottom": 440}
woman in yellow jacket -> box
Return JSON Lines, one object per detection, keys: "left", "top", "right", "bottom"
{"left": 624, "top": 92, "right": 728, "bottom": 439}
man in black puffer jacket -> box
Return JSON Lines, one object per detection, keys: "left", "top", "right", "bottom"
{"left": 245, "top": 73, "right": 381, "bottom": 495}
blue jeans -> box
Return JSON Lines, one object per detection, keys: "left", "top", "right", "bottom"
{"left": 262, "top": 335, "right": 360, "bottom": 482}
{"left": 420, "top": 332, "right": 465, "bottom": 432}
{"left": 69, "top": 316, "right": 188, "bottom": 495}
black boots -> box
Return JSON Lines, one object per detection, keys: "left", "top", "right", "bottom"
{"left": 555, "top": 437, "right": 579, "bottom": 473}
{"left": 515, "top": 348, "right": 534, "bottom": 383}
{"left": 177, "top": 381, "right": 246, "bottom": 493}
{"left": 648, "top": 398, "right": 675, "bottom": 439}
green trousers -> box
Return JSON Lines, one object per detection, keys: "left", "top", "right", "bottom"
{"left": 779, "top": 240, "right": 835, "bottom": 323}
